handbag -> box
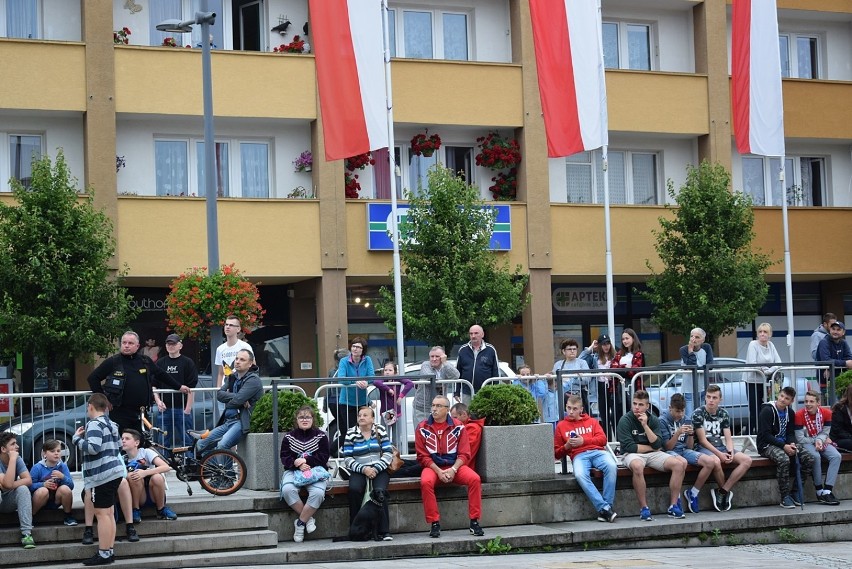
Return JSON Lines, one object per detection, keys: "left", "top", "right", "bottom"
{"left": 292, "top": 466, "right": 331, "bottom": 488}
{"left": 387, "top": 446, "right": 404, "bottom": 474}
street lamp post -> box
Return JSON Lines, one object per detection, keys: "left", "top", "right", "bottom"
{"left": 157, "top": 2, "right": 221, "bottom": 375}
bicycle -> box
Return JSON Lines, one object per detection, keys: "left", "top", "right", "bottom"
{"left": 140, "top": 412, "right": 247, "bottom": 497}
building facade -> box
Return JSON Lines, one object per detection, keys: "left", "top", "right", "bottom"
{"left": 1, "top": 0, "right": 850, "bottom": 387}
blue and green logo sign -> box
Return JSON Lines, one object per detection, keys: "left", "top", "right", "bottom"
{"left": 367, "top": 203, "right": 511, "bottom": 251}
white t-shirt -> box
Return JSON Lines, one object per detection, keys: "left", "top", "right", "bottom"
{"left": 215, "top": 339, "right": 253, "bottom": 377}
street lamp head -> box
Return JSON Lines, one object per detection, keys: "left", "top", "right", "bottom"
{"left": 156, "top": 19, "right": 192, "bottom": 33}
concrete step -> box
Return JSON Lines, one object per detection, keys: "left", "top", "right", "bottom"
{"left": 1, "top": 528, "right": 279, "bottom": 568}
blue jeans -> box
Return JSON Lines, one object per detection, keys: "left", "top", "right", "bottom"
{"left": 196, "top": 418, "right": 242, "bottom": 455}
{"left": 158, "top": 408, "right": 193, "bottom": 451}
{"left": 572, "top": 449, "right": 617, "bottom": 513}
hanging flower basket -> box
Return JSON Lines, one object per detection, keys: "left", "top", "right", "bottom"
{"left": 344, "top": 172, "right": 361, "bottom": 198}
{"left": 476, "top": 131, "right": 522, "bottom": 171}
{"left": 165, "top": 264, "right": 264, "bottom": 342}
{"left": 410, "top": 131, "right": 442, "bottom": 157}
{"left": 489, "top": 168, "right": 518, "bottom": 201}
{"left": 293, "top": 150, "right": 313, "bottom": 173}
{"left": 345, "top": 152, "right": 375, "bottom": 171}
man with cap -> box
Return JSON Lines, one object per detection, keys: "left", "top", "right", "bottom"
{"left": 816, "top": 321, "right": 852, "bottom": 384}
{"left": 155, "top": 334, "right": 199, "bottom": 451}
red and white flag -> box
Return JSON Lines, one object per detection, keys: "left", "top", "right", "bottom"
{"left": 529, "top": 0, "right": 608, "bottom": 158}
{"left": 732, "top": 0, "right": 785, "bottom": 157}
{"left": 309, "top": 0, "right": 388, "bottom": 161}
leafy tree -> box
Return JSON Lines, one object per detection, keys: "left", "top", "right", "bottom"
{"left": 0, "top": 152, "right": 139, "bottom": 387}
{"left": 642, "top": 160, "right": 774, "bottom": 343}
{"left": 375, "top": 165, "right": 529, "bottom": 351}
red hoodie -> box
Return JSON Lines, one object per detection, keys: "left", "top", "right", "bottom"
{"left": 554, "top": 413, "right": 608, "bottom": 460}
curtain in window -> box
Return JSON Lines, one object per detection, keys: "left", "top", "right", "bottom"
{"left": 197, "top": 141, "right": 229, "bottom": 197}
{"left": 741, "top": 157, "right": 765, "bottom": 206}
{"left": 627, "top": 25, "right": 650, "bottom": 70}
{"left": 408, "top": 151, "right": 436, "bottom": 197}
{"left": 9, "top": 134, "right": 41, "bottom": 188}
{"left": 385, "top": 9, "right": 396, "bottom": 58}
{"left": 149, "top": 0, "right": 182, "bottom": 46}
{"left": 155, "top": 141, "right": 188, "bottom": 196}
{"left": 6, "top": 0, "right": 38, "bottom": 39}
{"left": 240, "top": 143, "right": 269, "bottom": 198}
{"left": 632, "top": 154, "right": 657, "bottom": 205}
{"left": 404, "top": 11, "right": 433, "bottom": 59}
{"left": 597, "top": 151, "right": 625, "bottom": 204}
{"left": 565, "top": 152, "right": 592, "bottom": 203}
{"left": 373, "top": 147, "right": 390, "bottom": 199}
{"left": 443, "top": 13, "right": 468, "bottom": 61}
{"left": 796, "top": 37, "right": 817, "bottom": 79}
{"left": 602, "top": 23, "right": 619, "bottom": 69}
{"left": 778, "top": 36, "right": 791, "bottom": 77}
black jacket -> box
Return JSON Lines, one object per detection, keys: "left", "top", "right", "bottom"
{"left": 829, "top": 402, "right": 852, "bottom": 444}
{"left": 88, "top": 352, "right": 183, "bottom": 410}
{"left": 455, "top": 341, "right": 499, "bottom": 396}
{"left": 756, "top": 401, "right": 795, "bottom": 452}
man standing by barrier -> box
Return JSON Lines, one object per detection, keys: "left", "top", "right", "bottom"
{"left": 795, "top": 390, "right": 841, "bottom": 505}
{"left": 680, "top": 328, "right": 714, "bottom": 416}
{"left": 555, "top": 394, "right": 618, "bottom": 522}
{"left": 455, "top": 325, "right": 499, "bottom": 403}
{"left": 415, "top": 347, "right": 460, "bottom": 425}
{"left": 216, "top": 315, "right": 253, "bottom": 388}
{"left": 156, "top": 334, "right": 198, "bottom": 450}
{"left": 810, "top": 313, "right": 836, "bottom": 360}
{"left": 817, "top": 321, "right": 852, "bottom": 387}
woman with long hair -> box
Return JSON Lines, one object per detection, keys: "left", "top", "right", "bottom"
{"left": 830, "top": 384, "right": 852, "bottom": 452}
{"left": 611, "top": 328, "right": 645, "bottom": 392}
{"left": 581, "top": 335, "right": 619, "bottom": 435}
{"left": 745, "top": 322, "right": 781, "bottom": 434}
{"left": 342, "top": 406, "right": 394, "bottom": 540}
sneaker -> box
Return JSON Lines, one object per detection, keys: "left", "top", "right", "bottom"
{"left": 711, "top": 488, "right": 724, "bottom": 512}
{"left": 293, "top": 519, "right": 305, "bottom": 543}
{"left": 157, "top": 506, "right": 178, "bottom": 521}
{"left": 380, "top": 534, "right": 394, "bottom": 541}
{"left": 790, "top": 493, "right": 803, "bottom": 507}
{"left": 429, "top": 521, "right": 441, "bottom": 538}
{"left": 639, "top": 506, "right": 653, "bottom": 521}
{"left": 64, "top": 515, "right": 80, "bottom": 526}
{"left": 683, "top": 489, "right": 700, "bottom": 514}
{"left": 21, "top": 533, "right": 35, "bottom": 549}
{"left": 82, "top": 553, "right": 115, "bottom": 566}
{"left": 780, "top": 495, "right": 796, "bottom": 509}
{"left": 82, "top": 527, "right": 94, "bottom": 545}
{"left": 126, "top": 524, "right": 139, "bottom": 542}
{"left": 723, "top": 489, "right": 734, "bottom": 511}
{"left": 667, "top": 503, "right": 686, "bottom": 519}
{"left": 469, "top": 519, "right": 485, "bottom": 537}
{"left": 306, "top": 517, "right": 317, "bottom": 534}
{"left": 597, "top": 508, "right": 617, "bottom": 523}
{"left": 132, "top": 508, "right": 142, "bottom": 524}
{"left": 821, "top": 492, "right": 840, "bottom": 506}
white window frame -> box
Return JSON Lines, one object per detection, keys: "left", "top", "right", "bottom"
{"left": 389, "top": 143, "right": 476, "bottom": 200}
{"left": 1, "top": 131, "right": 44, "bottom": 191}
{"left": 564, "top": 149, "right": 661, "bottom": 205}
{"left": 153, "top": 136, "right": 272, "bottom": 198}
{"left": 740, "top": 155, "right": 827, "bottom": 207}
{"left": 1, "top": 0, "right": 42, "bottom": 39}
{"left": 387, "top": 6, "right": 473, "bottom": 61}
{"left": 778, "top": 32, "right": 821, "bottom": 79}
{"left": 602, "top": 20, "right": 658, "bottom": 71}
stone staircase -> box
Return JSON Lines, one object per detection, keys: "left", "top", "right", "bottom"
{"left": 0, "top": 482, "right": 279, "bottom": 568}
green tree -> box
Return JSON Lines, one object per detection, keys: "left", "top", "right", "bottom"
{"left": 0, "top": 152, "right": 139, "bottom": 387}
{"left": 375, "top": 165, "right": 529, "bottom": 351}
{"left": 642, "top": 160, "right": 774, "bottom": 343}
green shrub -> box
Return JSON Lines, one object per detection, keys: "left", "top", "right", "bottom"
{"left": 834, "top": 370, "right": 852, "bottom": 399}
{"left": 249, "top": 390, "right": 323, "bottom": 433}
{"left": 468, "top": 384, "right": 539, "bottom": 426}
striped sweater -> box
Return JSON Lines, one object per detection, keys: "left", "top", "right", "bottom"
{"left": 72, "top": 415, "right": 127, "bottom": 490}
{"left": 342, "top": 423, "right": 393, "bottom": 473}
{"left": 280, "top": 428, "right": 330, "bottom": 471}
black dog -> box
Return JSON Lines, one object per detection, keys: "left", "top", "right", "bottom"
{"left": 347, "top": 488, "right": 388, "bottom": 541}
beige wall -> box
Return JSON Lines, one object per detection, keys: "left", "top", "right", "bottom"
{"left": 0, "top": 40, "right": 86, "bottom": 111}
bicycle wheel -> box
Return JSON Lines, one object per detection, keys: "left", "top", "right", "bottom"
{"left": 198, "top": 449, "right": 247, "bottom": 496}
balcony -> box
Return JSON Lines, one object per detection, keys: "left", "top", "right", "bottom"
{"left": 607, "top": 71, "right": 710, "bottom": 135}
{"left": 0, "top": 40, "right": 86, "bottom": 112}
{"left": 782, "top": 79, "right": 852, "bottom": 140}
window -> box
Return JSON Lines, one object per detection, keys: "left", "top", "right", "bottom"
{"left": 5, "top": 0, "right": 39, "bottom": 39}
{"left": 387, "top": 8, "right": 470, "bottom": 60}
{"left": 7, "top": 134, "right": 42, "bottom": 189}
{"left": 779, "top": 34, "right": 819, "bottom": 79}
{"left": 741, "top": 155, "right": 826, "bottom": 206}
{"left": 564, "top": 149, "right": 659, "bottom": 205}
{"left": 149, "top": 0, "right": 182, "bottom": 46}
{"left": 602, "top": 21, "right": 654, "bottom": 70}
{"left": 154, "top": 138, "right": 270, "bottom": 197}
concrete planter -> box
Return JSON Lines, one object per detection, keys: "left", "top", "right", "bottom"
{"left": 241, "top": 432, "right": 278, "bottom": 491}
{"left": 477, "top": 422, "right": 555, "bottom": 483}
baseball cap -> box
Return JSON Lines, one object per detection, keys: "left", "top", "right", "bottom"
{"left": 598, "top": 334, "right": 611, "bottom": 344}
{"left": 829, "top": 321, "right": 845, "bottom": 331}
{"left": 165, "top": 333, "right": 181, "bottom": 344}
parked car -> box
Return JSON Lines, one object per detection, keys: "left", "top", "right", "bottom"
{"left": 5, "top": 394, "right": 88, "bottom": 471}
{"left": 645, "top": 358, "right": 818, "bottom": 432}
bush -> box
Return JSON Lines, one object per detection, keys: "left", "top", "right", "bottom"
{"left": 468, "top": 384, "right": 539, "bottom": 426}
{"left": 835, "top": 370, "right": 852, "bottom": 399}
{"left": 249, "top": 390, "right": 323, "bottom": 433}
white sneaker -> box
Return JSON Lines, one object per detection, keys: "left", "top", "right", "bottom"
{"left": 293, "top": 519, "right": 305, "bottom": 542}
{"left": 306, "top": 517, "right": 316, "bottom": 534}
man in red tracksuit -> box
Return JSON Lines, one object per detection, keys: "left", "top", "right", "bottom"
{"left": 416, "top": 395, "right": 485, "bottom": 539}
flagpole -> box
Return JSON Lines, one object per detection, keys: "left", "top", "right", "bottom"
{"left": 779, "top": 161, "right": 795, "bottom": 360}
{"left": 602, "top": 147, "right": 615, "bottom": 339}
{"left": 381, "top": 0, "right": 406, "bottom": 446}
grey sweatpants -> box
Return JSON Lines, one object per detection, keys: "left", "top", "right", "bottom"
{"left": 0, "top": 485, "right": 33, "bottom": 533}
